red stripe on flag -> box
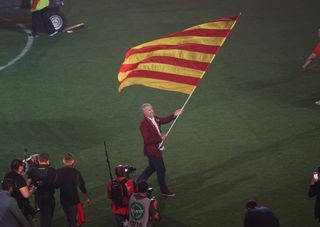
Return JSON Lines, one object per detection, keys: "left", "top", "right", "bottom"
{"left": 165, "top": 29, "right": 230, "bottom": 38}
{"left": 119, "top": 56, "right": 210, "bottom": 72}
{"left": 125, "top": 70, "right": 201, "bottom": 86}
{"left": 125, "top": 44, "right": 220, "bottom": 58}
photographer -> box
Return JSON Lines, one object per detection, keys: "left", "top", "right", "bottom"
{"left": 107, "top": 165, "right": 136, "bottom": 227}
{"left": 3, "top": 159, "right": 36, "bottom": 223}
{"left": 308, "top": 168, "right": 320, "bottom": 222}
{"left": 27, "top": 153, "right": 56, "bottom": 227}
{"left": 128, "top": 181, "right": 159, "bottom": 227}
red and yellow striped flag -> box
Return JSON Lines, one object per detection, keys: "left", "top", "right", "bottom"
{"left": 118, "top": 15, "right": 239, "bottom": 94}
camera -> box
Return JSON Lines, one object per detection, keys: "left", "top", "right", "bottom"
{"left": 23, "top": 154, "right": 40, "bottom": 176}
{"left": 123, "top": 165, "right": 136, "bottom": 178}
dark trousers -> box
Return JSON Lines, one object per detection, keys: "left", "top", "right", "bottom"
{"left": 21, "top": 200, "right": 36, "bottom": 223}
{"left": 62, "top": 204, "right": 77, "bottom": 227}
{"left": 37, "top": 195, "right": 55, "bottom": 227}
{"left": 137, "top": 154, "right": 167, "bottom": 192}
{"left": 31, "top": 7, "right": 55, "bottom": 35}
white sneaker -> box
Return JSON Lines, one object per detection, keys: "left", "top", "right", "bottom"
{"left": 49, "top": 31, "right": 58, "bottom": 37}
{"left": 315, "top": 100, "right": 320, "bottom": 106}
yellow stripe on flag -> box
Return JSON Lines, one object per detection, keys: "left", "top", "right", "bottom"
{"left": 119, "top": 77, "right": 196, "bottom": 94}
{"left": 185, "top": 20, "right": 237, "bottom": 31}
{"left": 119, "top": 63, "right": 204, "bottom": 80}
{"left": 123, "top": 49, "right": 214, "bottom": 65}
{"left": 133, "top": 36, "right": 225, "bottom": 51}
{"left": 117, "top": 15, "right": 240, "bottom": 94}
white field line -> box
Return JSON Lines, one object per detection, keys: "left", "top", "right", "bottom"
{"left": 0, "top": 18, "right": 34, "bottom": 71}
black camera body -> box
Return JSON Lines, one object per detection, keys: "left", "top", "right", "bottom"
{"left": 123, "top": 165, "right": 136, "bottom": 178}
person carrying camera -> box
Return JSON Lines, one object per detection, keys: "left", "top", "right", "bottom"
{"left": 107, "top": 165, "right": 136, "bottom": 227}
{"left": 308, "top": 169, "right": 320, "bottom": 222}
{"left": 128, "top": 181, "right": 159, "bottom": 227}
{"left": 3, "top": 159, "right": 36, "bottom": 223}
{"left": 27, "top": 153, "right": 56, "bottom": 227}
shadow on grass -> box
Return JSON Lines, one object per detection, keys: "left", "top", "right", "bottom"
{"left": 0, "top": 116, "right": 103, "bottom": 152}
{"left": 68, "top": 127, "right": 320, "bottom": 227}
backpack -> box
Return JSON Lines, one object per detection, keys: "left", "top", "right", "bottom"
{"left": 110, "top": 179, "right": 129, "bottom": 208}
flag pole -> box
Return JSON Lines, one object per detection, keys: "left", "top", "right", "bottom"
{"left": 159, "top": 87, "right": 196, "bottom": 147}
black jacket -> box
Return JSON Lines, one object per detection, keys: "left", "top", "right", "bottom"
{"left": 55, "top": 166, "right": 87, "bottom": 207}
{"left": 28, "top": 164, "right": 56, "bottom": 197}
{"left": 309, "top": 182, "right": 320, "bottom": 221}
{"left": 244, "top": 206, "right": 280, "bottom": 227}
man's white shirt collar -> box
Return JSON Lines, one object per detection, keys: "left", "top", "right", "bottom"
{"left": 148, "top": 117, "right": 161, "bottom": 136}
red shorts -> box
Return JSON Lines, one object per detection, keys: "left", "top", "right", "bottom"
{"left": 313, "top": 42, "right": 320, "bottom": 56}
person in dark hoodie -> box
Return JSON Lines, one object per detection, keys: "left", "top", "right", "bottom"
{"left": 244, "top": 200, "right": 280, "bottom": 227}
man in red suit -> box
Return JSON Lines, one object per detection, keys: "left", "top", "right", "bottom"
{"left": 137, "top": 103, "right": 183, "bottom": 197}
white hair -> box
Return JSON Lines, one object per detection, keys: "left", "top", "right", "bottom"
{"left": 141, "top": 103, "right": 152, "bottom": 112}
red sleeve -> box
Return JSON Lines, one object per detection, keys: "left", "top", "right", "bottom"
{"left": 157, "top": 114, "right": 176, "bottom": 124}
{"left": 313, "top": 42, "right": 320, "bottom": 56}
{"left": 126, "top": 179, "right": 136, "bottom": 197}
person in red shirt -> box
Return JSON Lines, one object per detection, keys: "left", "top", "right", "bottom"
{"left": 303, "top": 28, "right": 320, "bottom": 70}
{"left": 107, "top": 165, "right": 136, "bottom": 227}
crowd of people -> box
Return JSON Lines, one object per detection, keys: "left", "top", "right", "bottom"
{"left": 0, "top": 153, "right": 91, "bottom": 227}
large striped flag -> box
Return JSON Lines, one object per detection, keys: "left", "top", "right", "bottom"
{"left": 118, "top": 15, "right": 239, "bottom": 95}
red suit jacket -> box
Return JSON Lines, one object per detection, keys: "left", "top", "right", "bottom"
{"left": 140, "top": 114, "right": 176, "bottom": 158}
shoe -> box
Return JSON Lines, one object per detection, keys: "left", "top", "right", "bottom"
{"left": 315, "top": 100, "right": 320, "bottom": 106}
{"left": 160, "top": 189, "right": 176, "bottom": 197}
{"left": 48, "top": 31, "right": 58, "bottom": 37}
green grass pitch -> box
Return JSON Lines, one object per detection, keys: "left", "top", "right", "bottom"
{"left": 1, "top": 0, "right": 320, "bottom": 226}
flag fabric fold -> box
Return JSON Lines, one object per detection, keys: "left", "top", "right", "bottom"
{"left": 118, "top": 15, "right": 239, "bottom": 94}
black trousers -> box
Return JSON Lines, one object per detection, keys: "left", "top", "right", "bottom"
{"left": 31, "top": 7, "right": 55, "bottom": 35}
{"left": 36, "top": 194, "right": 55, "bottom": 227}
{"left": 137, "top": 154, "right": 167, "bottom": 192}
{"left": 62, "top": 204, "right": 77, "bottom": 227}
